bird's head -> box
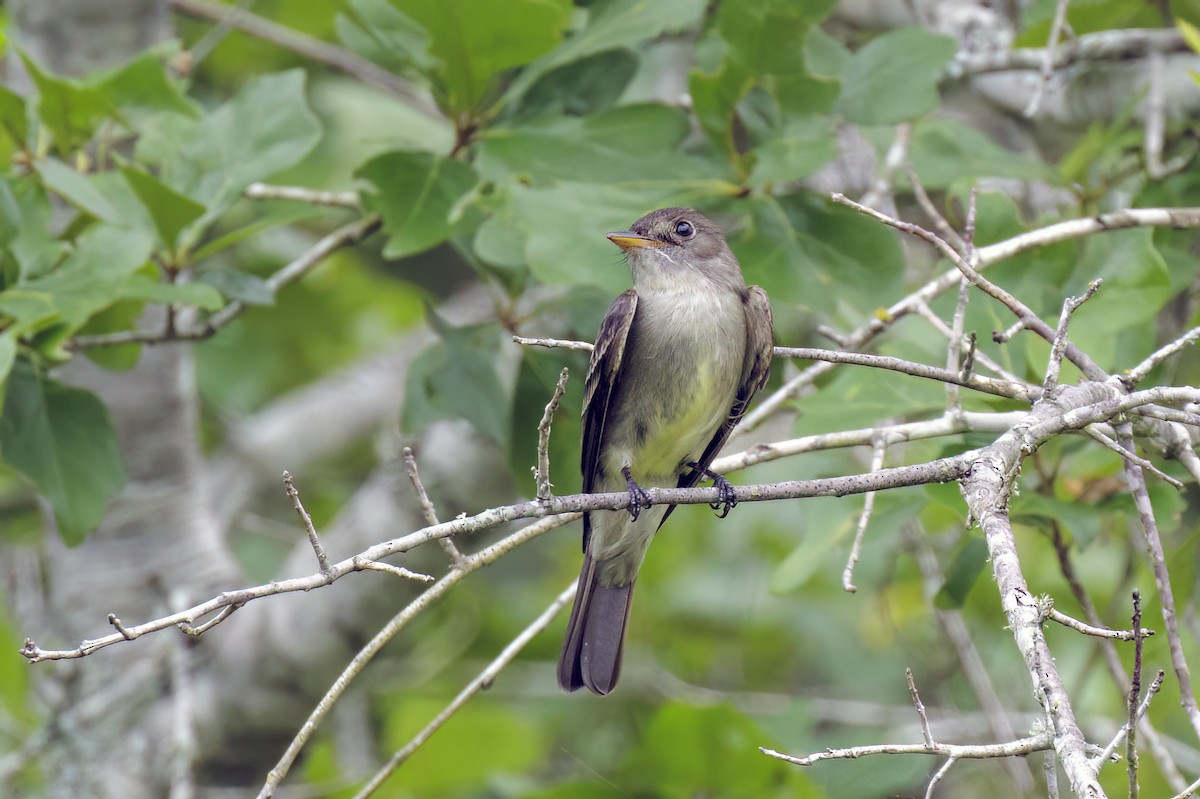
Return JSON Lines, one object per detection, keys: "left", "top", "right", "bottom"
{"left": 607, "top": 208, "right": 743, "bottom": 291}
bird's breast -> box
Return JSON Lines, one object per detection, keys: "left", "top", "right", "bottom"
{"left": 602, "top": 288, "right": 746, "bottom": 482}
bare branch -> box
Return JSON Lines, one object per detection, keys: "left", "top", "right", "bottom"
{"left": 403, "top": 446, "right": 462, "bottom": 563}
{"left": 512, "top": 334, "right": 594, "bottom": 352}
{"left": 1126, "top": 325, "right": 1200, "bottom": 386}
{"left": 535, "top": 368, "right": 569, "bottom": 501}
{"left": 906, "top": 668, "right": 934, "bottom": 748}
{"left": 859, "top": 123, "right": 912, "bottom": 209}
{"left": 843, "top": 437, "right": 886, "bottom": 593}
{"left": 946, "top": 28, "right": 1189, "bottom": 79}
{"left": 740, "top": 206, "right": 1200, "bottom": 432}
{"left": 761, "top": 732, "right": 1054, "bottom": 766}
{"left": 283, "top": 471, "right": 330, "bottom": 574}
{"left": 1083, "top": 426, "right": 1183, "bottom": 489}
{"left": 832, "top": 192, "right": 1110, "bottom": 382}
{"left": 244, "top": 182, "right": 360, "bottom": 209}
{"left": 1044, "top": 280, "right": 1103, "bottom": 395}
{"left": 20, "top": 454, "right": 983, "bottom": 663}
{"left": 256, "top": 514, "right": 571, "bottom": 798}
{"left": 1024, "top": 0, "right": 1072, "bottom": 118}
{"left": 1091, "top": 670, "right": 1165, "bottom": 770}
{"left": 1118, "top": 424, "right": 1200, "bottom": 742}
{"left": 1047, "top": 607, "right": 1155, "bottom": 641}
{"left": 777, "top": 347, "right": 1036, "bottom": 402}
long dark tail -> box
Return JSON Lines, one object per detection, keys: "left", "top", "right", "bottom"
{"left": 557, "top": 553, "right": 635, "bottom": 695}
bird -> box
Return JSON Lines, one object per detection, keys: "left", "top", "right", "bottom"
{"left": 557, "top": 207, "right": 773, "bottom": 695}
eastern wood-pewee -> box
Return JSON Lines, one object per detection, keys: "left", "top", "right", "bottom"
{"left": 557, "top": 207, "right": 774, "bottom": 695}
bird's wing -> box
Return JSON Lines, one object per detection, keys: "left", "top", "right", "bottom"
{"left": 581, "top": 289, "right": 638, "bottom": 551}
{"left": 674, "top": 284, "right": 774, "bottom": 492}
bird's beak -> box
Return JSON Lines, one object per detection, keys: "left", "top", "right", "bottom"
{"left": 607, "top": 231, "right": 664, "bottom": 251}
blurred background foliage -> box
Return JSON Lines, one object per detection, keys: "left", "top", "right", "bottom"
{"left": 2, "top": 0, "right": 1200, "bottom": 796}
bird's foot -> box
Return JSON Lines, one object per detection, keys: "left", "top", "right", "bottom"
{"left": 621, "top": 465, "right": 653, "bottom": 521}
{"left": 688, "top": 463, "right": 738, "bottom": 518}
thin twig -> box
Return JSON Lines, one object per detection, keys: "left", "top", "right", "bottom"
{"left": 255, "top": 514, "right": 571, "bottom": 798}
{"left": 911, "top": 300, "right": 1026, "bottom": 386}
{"left": 761, "top": 733, "right": 1054, "bottom": 766}
{"left": 739, "top": 206, "right": 1200, "bottom": 433}
{"left": 512, "top": 334, "right": 595, "bottom": 352}
{"left": 843, "top": 437, "right": 886, "bottom": 592}
{"left": 906, "top": 668, "right": 934, "bottom": 747}
{"left": 1050, "top": 525, "right": 1188, "bottom": 791}
{"left": 1125, "top": 325, "right": 1200, "bottom": 386}
{"left": 1025, "top": 0, "right": 1073, "bottom": 117}
{"left": 403, "top": 447, "right": 461, "bottom": 563}
{"left": 1118, "top": 423, "right": 1200, "bottom": 742}
{"left": 245, "top": 182, "right": 360, "bottom": 209}
{"left": 1047, "top": 607, "right": 1155, "bottom": 641}
{"left": 351, "top": 581, "right": 577, "bottom": 798}
{"left": 994, "top": 320, "right": 1028, "bottom": 345}
{"left": 535, "top": 368, "right": 569, "bottom": 501}
{"left": 906, "top": 165, "right": 967, "bottom": 253}
{"left": 1127, "top": 591, "right": 1144, "bottom": 799}
{"left": 831, "top": 191, "right": 1110, "bottom": 382}
{"left": 1091, "top": 670, "right": 1164, "bottom": 769}
{"left": 910, "top": 524, "right": 1035, "bottom": 793}
{"left": 1044, "top": 280, "right": 1103, "bottom": 395}
{"left": 860, "top": 123, "right": 912, "bottom": 210}
{"left": 177, "top": 605, "right": 239, "bottom": 636}
{"left": 775, "top": 347, "right": 1036, "bottom": 402}
{"left": 926, "top": 757, "right": 957, "bottom": 799}
{"left": 946, "top": 28, "right": 1188, "bottom": 79}
{"left": 283, "top": 471, "right": 330, "bottom": 573}
{"left": 1083, "top": 426, "right": 1183, "bottom": 489}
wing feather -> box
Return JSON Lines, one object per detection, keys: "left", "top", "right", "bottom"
{"left": 580, "top": 290, "right": 638, "bottom": 551}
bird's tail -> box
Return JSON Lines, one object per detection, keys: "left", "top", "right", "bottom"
{"left": 557, "top": 553, "right": 635, "bottom": 696}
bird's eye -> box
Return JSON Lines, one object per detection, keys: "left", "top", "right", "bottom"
{"left": 674, "top": 220, "right": 694, "bottom": 238}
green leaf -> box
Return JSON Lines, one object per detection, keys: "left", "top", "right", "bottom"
{"left": 0, "top": 86, "right": 29, "bottom": 147}
{"left": 195, "top": 267, "right": 275, "bottom": 306}
{"left": 19, "top": 52, "right": 117, "bottom": 152}
{"left": 136, "top": 70, "right": 322, "bottom": 248}
{"left": 0, "top": 290, "right": 59, "bottom": 336}
{"left": 17, "top": 224, "right": 154, "bottom": 339}
{"left": 118, "top": 166, "right": 206, "bottom": 252}
{"left": 501, "top": 0, "right": 708, "bottom": 109}
{"left": 0, "top": 359, "right": 126, "bottom": 545}
{"left": 717, "top": 0, "right": 837, "bottom": 75}
{"left": 746, "top": 117, "right": 837, "bottom": 189}
{"left": 1064, "top": 229, "right": 1172, "bottom": 370}
{"left": 934, "top": 535, "right": 989, "bottom": 608}
{"left": 1012, "top": 492, "right": 1105, "bottom": 549}
{"left": 358, "top": 149, "right": 481, "bottom": 259}
{"left": 118, "top": 274, "right": 224, "bottom": 311}
{"left": 33, "top": 157, "right": 121, "bottom": 224}
{"left": 93, "top": 51, "right": 199, "bottom": 122}
{"left": 0, "top": 331, "right": 15, "bottom": 383}
{"left": 399, "top": 0, "right": 570, "bottom": 114}
{"left": 908, "top": 117, "right": 1059, "bottom": 188}
{"left": 626, "top": 704, "right": 807, "bottom": 795}
{"left": 337, "top": 0, "right": 437, "bottom": 76}
{"left": 477, "top": 104, "right": 702, "bottom": 185}
{"left": 189, "top": 202, "right": 325, "bottom": 262}
{"left": 837, "top": 27, "right": 956, "bottom": 124}
{"left": 402, "top": 314, "right": 511, "bottom": 446}
{"left": 514, "top": 48, "right": 638, "bottom": 119}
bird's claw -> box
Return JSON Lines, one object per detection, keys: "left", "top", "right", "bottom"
{"left": 709, "top": 473, "right": 738, "bottom": 518}
{"left": 622, "top": 466, "right": 653, "bottom": 521}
